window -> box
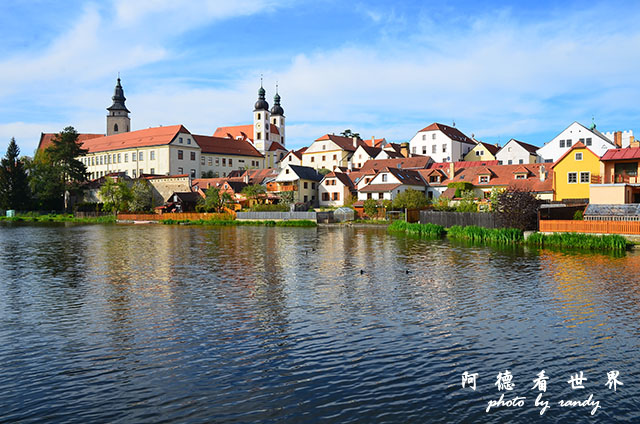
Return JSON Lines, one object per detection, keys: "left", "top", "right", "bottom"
{"left": 479, "top": 175, "right": 489, "bottom": 183}
{"left": 423, "top": 147, "right": 427, "bottom": 154}
{"left": 178, "top": 167, "right": 183, "bottom": 174}
{"left": 117, "top": 153, "right": 121, "bottom": 163}
{"left": 382, "top": 174, "right": 388, "bottom": 182}
{"left": 322, "top": 155, "right": 326, "bottom": 161}
{"left": 586, "top": 138, "right": 592, "bottom": 146}
{"left": 508, "top": 147, "right": 512, "bottom": 152}
{"left": 139, "top": 168, "right": 143, "bottom": 176}
{"left": 150, "top": 168, "right": 155, "bottom": 174}
{"left": 559, "top": 139, "right": 565, "bottom": 148}
{"left": 138, "top": 152, "right": 143, "bottom": 161}
{"left": 422, "top": 134, "right": 426, "bottom": 140}
{"left": 179, "top": 137, "right": 183, "bottom": 144}
{"left": 580, "top": 172, "right": 590, "bottom": 183}
{"left": 124, "top": 153, "right": 128, "bottom": 162}
{"left": 289, "top": 155, "right": 293, "bottom": 161}
{"left": 114, "top": 123, "right": 119, "bottom": 132}
{"left": 285, "top": 169, "right": 290, "bottom": 174}
{"left": 442, "top": 144, "right": 447, "bottom": 153}
{"left": 191, "top": 169, "right": 196, "bottom": 178}
{"left": 333, "top": 154, "right": 337, "bottom": 160}
{"left": 378, "top": 193, "right": 384, "bottom": 199}
{"left": 190, "top": 151, "right": 196, "bottom": 161}
{"left": 498, "top": 160, "right": 503, "bottom": 165}
{"left": 322, "top": 192, "right": 330, "bottom": 201}
{"left": 545, "top": 159, "right": 553, "bottom": 163}
{"left": 222, "top": 158, "right": 226, "bottom": 166}
{"left": 476, "top": 150, "right": 482, "bottom": 156}
{"left": 575, "top": 152, "right": 583, "bottom": 161}
{"left": 312, "top": 183, "right": 315, "bottom": 189}
{"left": 568, "top": 172, "right": 577, "bottom": 183}
{"left": 311, "top": 157, "right": 315, "bottom": 162}
{"left": 257, "top": 132, "right": 262, "bottom": 139}
{"left": 229, "top": 159, "right": 233, "bottom": 166}
{"left": 201, "top": 157, "right": 205, "bottom": 165}
{"left": 187, "top": 138, "right": 191, "bottom": 145}
{"left": 519, "top": 159, "right": 523, "bottom": 164}
{"left": 515, "top": 174, "right": 526, "bottom": 179}
{"left": 132, "top": 170, "right": 136, "bottom": 178}
{"left": 215, "top": 158, "right": 220, "bottom": 165}
{"left": 257, "top": 113, "right": 261, "bottom": 120}
{"left": 304, "top": 182, "right": 308, "bottom": 189}
{"left": 432, "top": 134, "right": 436, "bottom": 140}
{"left": 100, "top": 156, "right": 103, "bottom": 165}
{"left": 508, "top": 160, "right": 513, "bottom": 165}
{"left": 112, "top": 154, "right": 116, "bottom": 163}
{"left": 412, "top": 147, "right": 417, "bottom": 154}
{"left": 566, "top": 139, "right": 572, "bottom": 147}
{"left": 178, "top": 150, "right": 183, "bottom": 160}
{"left": 367, "top": 193, "right": 372, "bottom": 199}
{"left": 432, "top": 145, "right": 437, "bottom": 154}
{"left": 150, "top": 151, "right": 155, "bottom": 160}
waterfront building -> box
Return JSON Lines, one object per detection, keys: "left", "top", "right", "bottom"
{"left": 408, "top": 122, "right": 475, "bottom": 162}
{"left": 590, "top": 147, "right": 640, "bottom": 204}
{"left": 495, "top": 139, "right": 540, "bottom": 165}
{"left": 319, "top": 171, "right": 355, "bottom": 207}
{"left": 551, "top": 142, "right": 600, "bottom": 202}
{"left": 268, "top": 164, "right": 323, "bottom": 205}
{"left": 464, "top": 141, "right": 500, "bottom": 162}
{"left": 537, "top": 121, "right": 615, "bottom": 163}
{"left": 356, "top": 167, "right": 427, "bottom": 202}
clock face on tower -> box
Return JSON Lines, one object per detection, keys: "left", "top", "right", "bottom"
{"left": 256, "top": 122, "right": 262, "bottom": 129}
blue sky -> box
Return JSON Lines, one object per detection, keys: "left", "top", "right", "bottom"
{"left": 1, "top": 0, "right": 639, "bottom": 155}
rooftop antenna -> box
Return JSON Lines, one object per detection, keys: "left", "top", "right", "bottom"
{"left": 276, "top": 81, "right": 279, "bottom": 94}
{"left": 260, "top": 74, "right": 263, "bottom": 88}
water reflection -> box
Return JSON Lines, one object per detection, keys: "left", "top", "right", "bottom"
{"left": 0, "top": 223, "right": 639, "bottom": 423}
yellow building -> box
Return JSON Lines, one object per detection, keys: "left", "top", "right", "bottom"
{"left": 551, "top": 142, "right": 601, "bottom": 201}
{"left": 463, "top": 142, "right": 499, "bottom": 161}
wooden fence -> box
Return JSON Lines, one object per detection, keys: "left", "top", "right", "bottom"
{"left": 540, "top": 220, "right": 640, "bottom": 235}
{"left": 237, "top": 211, "right": 317, "bottom": 221}
{"left": 117, "top": 212, "right": 232, "bottom": 221}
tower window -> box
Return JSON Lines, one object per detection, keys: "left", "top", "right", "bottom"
{"left": 114, "top": 123, "right": 119, "bottom": 132}
{"left": 257, "top": 113, "right": 261, "bottom": 120}
{"left": 273, "top": 119, "right": 277, "bottom": 124}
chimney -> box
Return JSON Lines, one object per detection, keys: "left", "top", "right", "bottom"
{"left": 353, "top": 136, "right": 358, "bottom": 148}
{"left": 400, "top": 142, "right": 410, "bottom": 158}
{"left": 630, "top": 136, "right": 639, "bottom": 148}
{"left": 615, "top": 131, "right": 622, "bottom": 148}
{"left": 449, "top": 162, "right": 455, "bottom": 178}
{"left": 347, "top": 159, "right": 353, "bottom": 171}
{"left": 244, "top": 171, "right": 249, "bottom": 184}
{"left": 539, "top": 165, "right": 546, "bottom": 182}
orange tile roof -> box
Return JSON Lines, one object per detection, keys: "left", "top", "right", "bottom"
{"left": 38, "top": 132, "right": 105, "bottom": 152}
{"left": 268, "top": 141, "right": 287, "bottom": 151}
{"left": 75, "top": 125, "right": 189, "bottom": 153}
{"left": 359, "top": 183, "right": 402, "bottom": 192}
{"left": 191, "top": 178, "right": 228, "bottom": 190}
{"left": 315, "top": 134, "right": 366, "bottom": 152}
{"left": 213, "top": 124, "right": 280, "bottom": 140}
{"left": 444, "top": 163, "right": 552, "bottom": 192}
{"left": 193, "top": 134, "right": 264, "bottom": 158}
{"left": 360, "top": 156, "right": 432, "bottom": 171}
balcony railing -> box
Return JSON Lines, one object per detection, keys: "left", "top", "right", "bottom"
{"left": 591, "top": 175, "right": 639, "bottom": 184}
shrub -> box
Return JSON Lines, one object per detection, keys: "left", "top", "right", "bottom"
{"left": 388, "top": 220, "right": 446, "bottom": 238}
{"left": 363, "top": 198, "right": 380, "bottom": 218}
{"left": 573, "top": 210, "right": 584, "bottom": 220}
{"left": 432, "top": 196, "right": 455, "bottom": 211}
{"left": 495, "top": 187, "right": 540, "bottom": 231}
{"left": 447, "top": 182, "right": 474, "bottom": 198}
{"left": 526, "top": 232, "right": 627, "bottom": 251}
{"left": 392, "top": 188, "right": 429, "bottom": 210}
{"left": 250, "top": 203, "right": 289, "bottom": 212}
{"left": 74, "top": 202, "right": 103, "bottom": 212}
{"left": 446, "top": 225, "right": 524, "bottom": 244}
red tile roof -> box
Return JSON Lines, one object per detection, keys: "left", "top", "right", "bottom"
{"left": 267, "top": 141, "right": 287, "bottom": 151}
{"left": 213, "top": 124, "right": 279, "bottom": 140}
{"left": 193, "top": 135, "right": 264, "bottom": 158}
{"left": 600, "top": 147, "right": 640, "bottom": 161}
{"left": 359, "top": 183, "right": 402, "bottom": 192}
{"left": 364, "top": 137, "right": 386, "bottom": 147}
{"left": 191, "top": 178, "right": 228, "bottom": 190}
{"left": 444, "top": 163, "right": 552, "bottom": 192}
{"left": 227, "top": 168, "right": 279, "bottom": 184}
{"left": 360, "top": 156, "right": 432, "bottom": 171}
{"left": 429, "top": 160, "right": 499, "bottom": 169}
{"left": 38, "top": 132, "right": 104, "bottom": 152}
{"left": 417, "top": 123, "right": 475, "bottom": 144}
{"left": 77, "top": 125, "right": 190, "bottom": 153}
{"left": 315, "top": 134, "right": 365, "bottom": 152}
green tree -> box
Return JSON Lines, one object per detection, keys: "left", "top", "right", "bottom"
{"left": 99, "top": 177, "right": 133, "bottom": 213}
{"left": 197, "top": 187, "right": 232, "bottom": 212}
{"left": 0, "top": 138, "right": 31, "bottom": 210}
{"left": 392, "top": 188, "right": 429, "bottom": 210}
{"left": 28, "top": 150, "right": 65, "bottom": 210}
{"left": 318, "top": 168, "right": 331, "bottom": 176}
{"left": 363, "top": 198, "right": 379, "bottom": 218}
{"left": 241, "top": 184, "right": 266, "bottom": 204}
{"left": 455, "top": 190, "right": 478, "bottom": 212}
{"left": 129, "top": 179, "right": 154, "bottom": 212}
{"left": 340, "top": 129, "right": 361, "bottom": 139}
{"left": 278, "top": 191, "right": 295, "bottom": 208}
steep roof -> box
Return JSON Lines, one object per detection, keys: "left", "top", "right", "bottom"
{"left": 76, "top": 125, "right": 190, "bottom": 153}
{"left": 191, "top": 178, "right": 228, "bottom": 191}
{"left": 445, "top": 163, "right": 552, "bottom": 192}
{"left": 417, "top": 123, "right": 475, "bottom": 144}
{"left": 227, "top": 168, "right": 279, "bottom": 184}
{"left": 315, "top": 134, "right": 365, "bottom": 152}
{"left": 601, "top": 147, "right": 640, "bottom": 161}
{"left": 323, "top": 171, "right": 355, "bottom": 188}
{"left": 360, "top": 156, "right": 432, "bottom": 171}
{"left": 550, "top": 142, "right": 598, "bottom": 169}
{"left": 506, "top": 139, "right": 539, "bottom": 154}
{"left": 267, "top": 141, "right": 287, "bottom": 151}
{"left": 38, "top": 132, "right": 105, "bottom": 152}
{"left": 477, "top": 142, "right": 500, "bottom": 156}
{"left": 359, "top": 144, "right": 383, "bottom": 158}
{"left": 288, "top": 164, "right": 324, "bottom": 181}
{"left": 213, "top": 124, "right": 280, "bottom": 140}
{"left": 193, "top": 134, "right": 264, "bottom": 158}
{"left": 385, "top": 167, "right": 426, "bottom": 186}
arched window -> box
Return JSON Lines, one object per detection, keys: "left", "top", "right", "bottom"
{"left": 114, "top": 123, "right": 119, "bottom": 132}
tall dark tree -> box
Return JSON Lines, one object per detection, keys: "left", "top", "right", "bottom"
{"left": 0, "top": 138, "right": 31, "bottom": 210}
{"left": 496, "top": 187, "right": 541, "bottom": 231}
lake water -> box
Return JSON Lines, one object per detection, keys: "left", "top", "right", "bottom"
{"left": 0, "top": 223, "right": 639, "bottom": 423}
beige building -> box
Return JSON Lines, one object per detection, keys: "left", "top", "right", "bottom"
{"left": 301, "top": 134, "right": 365, "bottom": 170}
{"left": 319, "top": 171, "right": 355, "bottom": 207}
{"left": 269, "top": 164, "right": 323, "bottom": 205}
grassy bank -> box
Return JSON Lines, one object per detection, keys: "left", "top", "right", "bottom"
{"left": 0, "top": 214, "right": 116, "bottom": 224}
{"left": 160, "top": 218, "right": 317, "bottom": 227}
{"left": 388, "top": 222, "right": 629, "bottom": 252}
{"left": 526, "top": 232, "right": 628, "bottom": 251}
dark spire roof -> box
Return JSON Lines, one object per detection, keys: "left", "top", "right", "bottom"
{"left": 271, "top": 85, "right": 284, "bottom": 116}
{"left": 254, "top": 81, "right": 269, "bottom": 111}
{"left": 107, "top": 77, "right": 130, "bottom": 113}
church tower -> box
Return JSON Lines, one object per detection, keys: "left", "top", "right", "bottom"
{"left": 106, "top": 77, "right": 131, "bottom": 136}
{"left": 270, "top": 86, "right": 285, "bottom": 147}
{"left": 253, "top": 82, "right": 270, "bottom": 153}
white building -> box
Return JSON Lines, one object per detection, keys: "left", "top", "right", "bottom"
{"left": 357, "top": 167, "right": 427, "bottom": 201}
{"left": 408, "top": 123, "right": 475, "bottom": 163}
{"left": 537, "top": 121, "right": 615, "bottom": 163}
{"left": 495, "top": 139, "right": 540, "bottom": 165}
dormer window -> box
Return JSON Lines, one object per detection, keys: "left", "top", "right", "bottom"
{"left": 515, "top": 174, "right": 526, "bottom": 180}
{"left": 479, "top": 175, "right": 489, "bottom": 183}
